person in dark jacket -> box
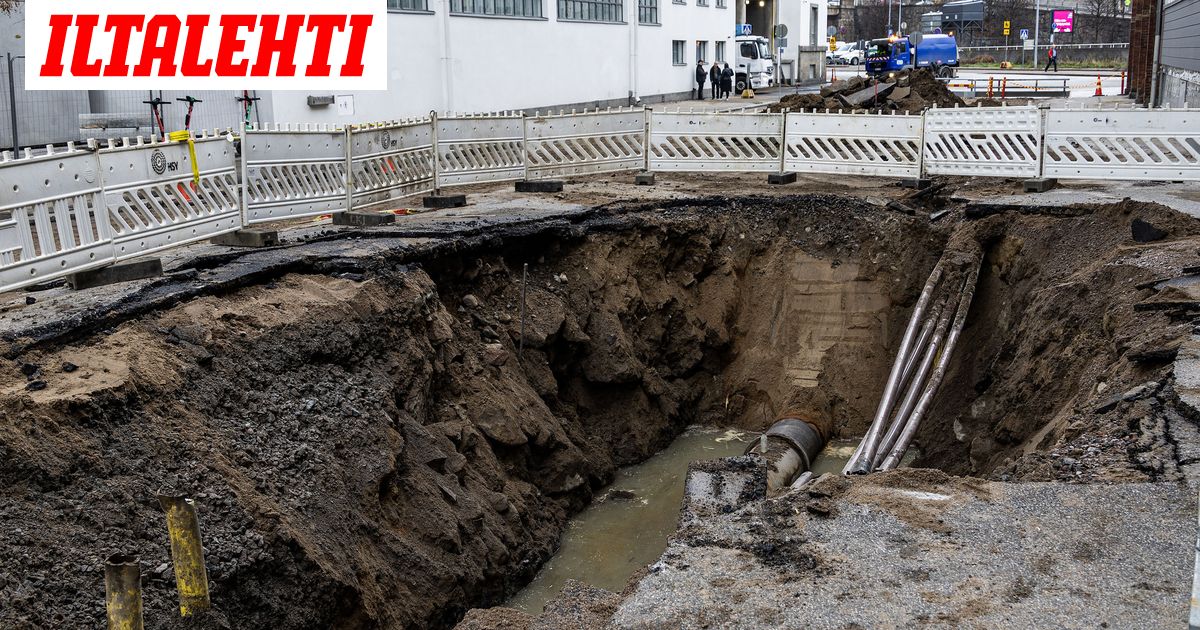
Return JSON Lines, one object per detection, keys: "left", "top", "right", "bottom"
{"left": 695, "top": 60, "right": 707, "bottom": 99}
{"left": 710, "top": 62, "right": 721, "bottom": 99}
{"left": 720, "top": 63, "right": 734, "bottom": 99}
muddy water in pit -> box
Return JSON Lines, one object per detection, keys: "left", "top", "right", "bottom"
{"left": 506, "top": 429, "right": 861, "bottom": 614}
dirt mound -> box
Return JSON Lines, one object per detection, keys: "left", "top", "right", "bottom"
{"left": 769, "top": 69, "right": 965, "bottom": 113}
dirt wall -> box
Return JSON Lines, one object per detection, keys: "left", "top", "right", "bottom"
{"left": 0, "top": 197, "right": 937, "bottom": 629}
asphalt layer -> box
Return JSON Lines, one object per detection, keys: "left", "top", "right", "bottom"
{"left": 613, "top": 467, "right": 1195, "bottom": 629}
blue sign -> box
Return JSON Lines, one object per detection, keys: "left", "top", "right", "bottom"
{"left": 1019, "top": 28, "right": 1029, "bottom": 39}
{"left": 736, "top": 23, "right": 752, "bottom": 36}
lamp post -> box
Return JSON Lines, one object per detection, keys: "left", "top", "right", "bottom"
{"left": 1032, "top": 0, "right": 1040, "bottom": 68}
{"left": 6, "top": 53, "right": 23, "bottom": 151}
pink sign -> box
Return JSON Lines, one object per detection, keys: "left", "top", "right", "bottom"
{"left": 1052, "top": 10, "right": 1074, "bottom": 33}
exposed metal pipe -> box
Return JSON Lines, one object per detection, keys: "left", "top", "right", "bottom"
{"left": 845, "top": 259, "right": 945, "bottom": 474}
{"left": 104, "top": 554, "right": 144, "bottom": 630}
{"left": 880, "top": 260, "right": 980, "bottom": 471}
{"left": 873, "top": 294, "right": 955, "bottom": 469}
{"left": 158, "top": 494, "right": 212, "bottom": 617}
{"left": 748, "top": 416, "right": 829, "bottom": 492}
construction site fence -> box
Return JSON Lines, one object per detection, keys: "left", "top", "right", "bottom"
{"left": 2, "top": 104, "right": 1199, "bottom": 294}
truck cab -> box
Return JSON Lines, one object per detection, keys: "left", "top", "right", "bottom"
{"left": 734, "top": 35, "right": 775, "bottom": 91}
{"left": 865, "top": 34, "right": 959, "bottom": 78}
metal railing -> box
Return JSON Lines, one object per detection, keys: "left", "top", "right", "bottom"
{"left": 2, "top": 103, "right": 1199, "bottom": 294}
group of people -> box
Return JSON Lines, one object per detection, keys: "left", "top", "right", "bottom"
{"left": 695, "top": 60, "right": 735, "bottom": 100}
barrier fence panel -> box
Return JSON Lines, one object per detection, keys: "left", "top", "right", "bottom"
{"left": 350, "top": 119, "right": 436, "bottom": 211}
{"left": 436, "top": 114, "right": 525, "bottom": 187}
{"left": 1043, "top": 108, "right": 1200, "bottom": 181}
{"left": 99, "top": 132, "right": 242, "bottom": 261}
{"left": 526, "top": 108, "right": 646, "bottom": 179}
{"left": 784, "top": 112, "right": 923, "bottom": 178}
{"left": 242, "top": 124, "right": 349, "bottom": 225}
{"left": 923, "top": 106, "right": 1043, "bottom": 178}
{"left": 648, "top": 111, "right": 783, "bottom": 172}
{"left": 0, "top": 144, "right": 114, "bottom": 292}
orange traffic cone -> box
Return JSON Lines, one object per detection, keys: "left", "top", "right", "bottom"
{"left": 1094, "top": 76, "right": 1103, "bottom": 97}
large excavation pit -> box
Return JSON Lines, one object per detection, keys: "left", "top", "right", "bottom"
{"left": 1, "top": 189, "right": 1198, "bottom": 629}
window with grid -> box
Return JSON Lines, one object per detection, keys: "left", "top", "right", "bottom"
{"left": 558, "top": 0, "right": 623, "bottom": 21}
{"left": 696, "top": 41, "right": 708, "bottom": 63}
{"left": 715, "top": 0, "right": 726, "bottom": 7}
{"left": 697, "top": 0, "right": 708, "bottom": 6}
{"left": 451, "top": 0, "right": 543, "bottom": 18}
{"left": 672, "top": 40, "right": 685, "bottom": 65}
{"left": 638, "top": 0, "right": 659, "bottom": 23}
{"left": 389, "top": 0, "right": 430, "bottom": 10}
{"left": 716, "top": 41, "right": 726, "bottom": 62}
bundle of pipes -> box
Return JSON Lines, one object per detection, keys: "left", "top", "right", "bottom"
{"left": 843, "top": 250, "right": 982, "bottom": 475}
{"left": 746, "top": 412, "right": 833, "bottom": 494}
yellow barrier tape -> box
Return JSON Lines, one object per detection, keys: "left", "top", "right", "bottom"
{"left": 168, "top": 130, "right": 201, "bottom": 184}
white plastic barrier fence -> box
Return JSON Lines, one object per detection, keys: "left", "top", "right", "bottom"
{"left": 784, "top": 112, "right": 924, "bottom": 178}
{"left": 648, "top": 111, "right": 783, "bottom": 172}
{"left": 99, "top": 132, "right": 242, "bottom": 261}
{"left": 525, "top": 108, "right": 645, "bottom": 179}
{"left": 0, "top": 144, "right": 114, "bottom": 291}
{"left": 923, "top": 105, "right": 1043, "bottom": 178}
{"left": 6, "top": 105, "right": 1200, "bottom": 295}
{"left": 435, "top": 114, "right": 525, "bottom": 187}
{"left": 242, "top": 124, "right": 349, "bottom": 225}
{"left": 350, "top": 119, "right": 436, "bottom": 211}
{"left": 1043, "top": 108, "right": 1200, "bottom": 181}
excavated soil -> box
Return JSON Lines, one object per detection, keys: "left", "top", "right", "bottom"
{"left": 0, "top": 196, "right": 939, "bottom": 629}
{"left": 2, "top": 191, "right": 1198, "bottom": 629}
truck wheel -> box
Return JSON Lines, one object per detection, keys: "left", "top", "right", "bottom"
{"left": 736, "top": 75, "right": 748, "bottom": 92}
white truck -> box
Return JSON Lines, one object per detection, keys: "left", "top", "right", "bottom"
{"left": 734, "top": 35, "right": 775, "bottom": 92}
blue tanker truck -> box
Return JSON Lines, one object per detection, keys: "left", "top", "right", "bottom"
{"left": 865, "top": 33, "right": 959, "bottom": 78}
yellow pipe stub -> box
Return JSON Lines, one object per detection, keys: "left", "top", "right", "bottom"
{"left": 158, "top": 495, "right": 212, "bottom": 617}
{"left": 104, "top": 554, "right": 144, "bottom": 630}
{"left": 167, "top": 130, "right": 202, "bottom": 185}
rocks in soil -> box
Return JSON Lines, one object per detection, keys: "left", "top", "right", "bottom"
{"left": 1131, "top": 218, "right": 1168, "bottom": 243}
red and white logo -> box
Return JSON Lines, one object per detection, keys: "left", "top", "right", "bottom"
{"left": 25, "top": 0, "right": 387, "bottom": 90}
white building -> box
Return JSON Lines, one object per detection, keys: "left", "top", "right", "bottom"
{"left": 263, "top": 0, "right": 738, "bottom": 124}
{"left": 1, "top": 0, "right": 826, "bottom": 146}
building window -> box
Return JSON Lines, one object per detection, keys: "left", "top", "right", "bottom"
{"left": 696, "top": 41, "right": 709, "bottom": 63}
{"left": 389, "top": 0, "right": 430, "bottom": 10}
{"left": 558, "top": 0, "right": 623, "bottom": 21}
{"left": 810, "top": 5, "right": 819, "bottom": 45}
{"left": 697, "top": 0, "right": 709, "bottom": 6}
{"left": 451, "top": 0, "right": 543, "bottom": 18}
{"left": 716, "top": 0, "right": 726, "bottom": 7}
{"left": 672, "top": 40, "right": 686, "bottom": 65}
{"left": 638, "top": 0, "right": 659, "bottom": 23}
{"left": 716, "top": 41, "right": 726, "bottom": 63}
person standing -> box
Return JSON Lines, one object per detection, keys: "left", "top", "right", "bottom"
{"left": 695, "top": 60, "right": 707, "bottom": 100}
{"left": 710, "top": 62, "right": 721, "bottom": 99}
{"left": 721, "top": 63, "right": 734, "bottom": 99}
{"left": 1044, "top": 47, "right": 1058, "bottom": 72}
